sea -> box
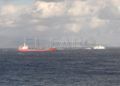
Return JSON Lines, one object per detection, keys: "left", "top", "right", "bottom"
{"left": 0, "top": 49, "right": 120, "bottom": 86}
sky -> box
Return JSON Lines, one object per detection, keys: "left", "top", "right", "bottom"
{"left": 0, "top": 0, "right": 120, "bottom": 48}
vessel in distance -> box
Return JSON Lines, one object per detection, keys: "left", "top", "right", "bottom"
{"left": 18, "top": 43, "right": 56, "bottom": 52}
{"left": 93, "top": 45, "right": 106, "bottom": 50}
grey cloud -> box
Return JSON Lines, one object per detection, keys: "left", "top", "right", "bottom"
{"left": 99, "top": 6, "right": 120, "bottom": 20}
{"left": 35, "top": 0, "right": 66, "bottom": 2}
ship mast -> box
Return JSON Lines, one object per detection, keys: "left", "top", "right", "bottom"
{"left": 23, "top": 38, "right": 26, "bottom": 46}
{"left": 34, "top": 37, "right": 37, "bottom": 49}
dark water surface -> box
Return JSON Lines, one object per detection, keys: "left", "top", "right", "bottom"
{"left": 0, "top": 49, "right": 120, "bottom": 86}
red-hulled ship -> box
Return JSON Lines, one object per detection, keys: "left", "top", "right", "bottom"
{"left": 18, "top": 43, "right": 56, "bottom": 52}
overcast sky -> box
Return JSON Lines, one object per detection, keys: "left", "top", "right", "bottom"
{"left": 0, "top": 0, "right": 120, "bottom": 48}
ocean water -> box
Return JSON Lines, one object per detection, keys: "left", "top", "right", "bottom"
{"left": 0, "top": 49, "right": 120, "bottom": 86}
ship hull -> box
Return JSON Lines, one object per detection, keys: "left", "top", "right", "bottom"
{"left": 18, "top": 48, "right": 56, "bottom": 52}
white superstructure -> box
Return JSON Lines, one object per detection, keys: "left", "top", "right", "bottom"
{"left": 18, "top": 43, "right": 29, "bottom": 50}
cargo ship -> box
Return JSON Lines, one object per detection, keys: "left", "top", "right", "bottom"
{"left": 18, "top": 43, "right": 56, "bottom": 52}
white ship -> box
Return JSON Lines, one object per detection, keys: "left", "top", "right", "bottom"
{"left": 93, "top": 45, "right": 106, "bottom": 50}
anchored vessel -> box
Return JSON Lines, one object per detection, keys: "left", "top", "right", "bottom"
{"left": 18, "top": 42, "right": 56, "bottom": 52}
{"left": 93, "top": 45, "right": 106, "bottom": 50}
{"left": 85, "top": 45, "right": 106, "bottom": 50}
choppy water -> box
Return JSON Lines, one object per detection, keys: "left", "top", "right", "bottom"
{"left": 0, "top": 49, "right": 120, "bottom": 86}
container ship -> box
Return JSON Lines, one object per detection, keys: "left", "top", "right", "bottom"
{"left": 18, "top": 43, "right": 56, "bottom": 52}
